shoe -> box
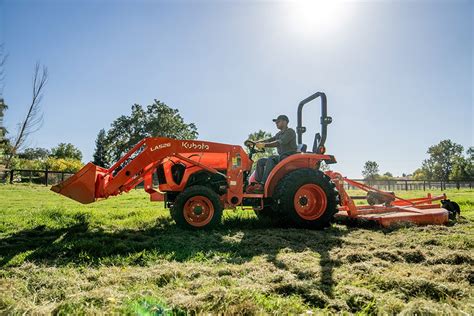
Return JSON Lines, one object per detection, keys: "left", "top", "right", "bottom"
{"left": 246, "top": 182, "right": 264, "bottom": 194}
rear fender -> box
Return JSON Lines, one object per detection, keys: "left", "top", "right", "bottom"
{"left": 264, "top": 153, "right": 336, "bottom": 197}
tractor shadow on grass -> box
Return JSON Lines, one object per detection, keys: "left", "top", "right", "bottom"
{"left": 0, "top": 213, "right": 360, "bottom": 298}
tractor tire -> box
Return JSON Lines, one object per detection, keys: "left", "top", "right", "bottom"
{"left": 273, "top": 168, "right": 338, "bottom": 229}
{"left": 253, "top": 206, "right": 287, "bottom": 226}
{"left": 171, "top": 185, "right": 223, "bottom": 229}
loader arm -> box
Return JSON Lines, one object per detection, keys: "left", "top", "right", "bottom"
{"left": 51, "top": 137, "right": 252, "bottom": 204}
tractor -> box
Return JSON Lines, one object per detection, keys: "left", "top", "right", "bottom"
{"left": 52, "top": 92, "right": 455, "bottom": 229}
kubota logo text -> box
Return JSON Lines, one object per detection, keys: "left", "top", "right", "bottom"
{"left": 181, "top": 142, "right": 210, "bottom": 150}
{"left": 150, "top": 143, "right": 171, "bottom": 152}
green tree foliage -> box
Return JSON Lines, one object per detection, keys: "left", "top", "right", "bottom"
{"left": 104, "top": 100, "right": 198, "bottom": 163}
{"left": 45, "top": 158, "right": 83, "bottom": 172}
{"left": 8, "top": 156, "right": 83, "bottom": 172}
{"left": 362, "top": 161, "right": 379, "bottom": 180}
{"left": 412, "top": 168, "right": 426, "bottom": 180}
{"left": 245, "top": 129, "right": 275, "bottom": 160}
{"left": 92, "top": 129, "right": 109, "bottom": 167}
{"left": 421, "top": 140, "right": 464, "bottom": 181}
{"left": 449, "top": 147, "right": 473, "bottom": 181}
{"left": 0, "top": 98, "right": 8, "bottom": 162}
{"left": 9, "top": 145, "right": 83, "bottom": 172}
{"left": 375, "top": 171, "right": 395, "bottom": 180}
{"left": 51, "top": 143, "right": 83, "bottom": 161}
{"left": 18, "top": 147, "right": 50, "bottom": 160}
{"left": 0, "top": 98, "right": 7, "bottom": 142}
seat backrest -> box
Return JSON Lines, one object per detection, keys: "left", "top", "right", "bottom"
{"left": 297, "top": 144, "right": 307, "bottom": 153}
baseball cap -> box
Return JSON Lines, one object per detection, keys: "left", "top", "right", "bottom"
{"left": 272, "top": 115, "right": 289, "bottom": 123}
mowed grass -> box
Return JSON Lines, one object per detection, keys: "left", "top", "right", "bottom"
{"left": 1, "top": 185, "right": 473, "bottom": 314}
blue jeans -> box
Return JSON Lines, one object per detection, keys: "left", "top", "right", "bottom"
{"left": 255, "top": 155, "right": 279, "bottom": 184}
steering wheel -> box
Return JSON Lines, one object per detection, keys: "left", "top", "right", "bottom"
{"left": 244, "top": 140, "right": 266, "bottom": 155}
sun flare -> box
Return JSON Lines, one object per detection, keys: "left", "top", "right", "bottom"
{"left": 286, "top": 0, "right": 351, "bottom": 37}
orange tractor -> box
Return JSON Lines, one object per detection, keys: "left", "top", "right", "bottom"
{"left": 52, "top": 92, "right": 458, "bottom": 229}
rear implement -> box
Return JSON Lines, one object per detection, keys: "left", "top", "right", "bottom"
{"left": 326, "top": 171, "right": 450, "bottom": 227}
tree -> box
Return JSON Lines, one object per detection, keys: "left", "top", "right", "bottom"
{"left": 104, "top": 100, "right": 198, "bottom": 163}
{"left": 245, "top": 129, "right": 276, "bottom": 162}
{"left": 421, "top": 140, "right": 464, "bottom": 181}
{"left": 0, "top": 43, "right": 6, "bottom": 96}
{"left": 93, "top": 129, "right": 109, "bottom": 167}
{"left": 0, "top": 44, "right": 8, "bottom": 164}
{"left": 362, "top": 161, "right": 379, "bottom": 180}
{"left": 450, "top": 147, "right": 474, "bottom": 181}
{"left": 0, "top": 98, "right": 8, "bottom": 162}
{"left": 51, "top": 143, "right": 83, "bottom": 160}
{"left": 18, "top": 147, "right": 50, "bottom": 160}
{"left": 5, "top": 62, "right": 48, "bottom": 168}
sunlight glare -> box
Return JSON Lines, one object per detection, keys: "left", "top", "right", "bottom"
{"left": 286, "top": 0, "right": 351, "bottom": 38}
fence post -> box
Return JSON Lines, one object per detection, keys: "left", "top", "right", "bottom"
{"left": 61, "top": 172, "right": 65, "bottom": 182}
{"left": 423, "top": 181, "right": 425, "bottom": 191}
{"left": 45, "top": 169, "right": 49, "bottom": 186}
{"left": 9, "top": 170, "right": 14, "bottom": 184}
{"left": 405, "top": 180, "right": 408, "bottom": 191}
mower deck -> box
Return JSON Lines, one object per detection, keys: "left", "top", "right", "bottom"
{"left": 335, "top": 204, "right": 449, "bottom": 227}
{"left": 325, "top": 171, "right": 451, "bottom": 227}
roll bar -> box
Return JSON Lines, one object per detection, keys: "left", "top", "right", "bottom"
{"left": 296, "top": 92, "right": 332, "bottom": 153}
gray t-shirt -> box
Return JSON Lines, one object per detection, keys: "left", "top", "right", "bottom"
{"left": 265, "top": 128, "right": 297, "bottom": 155}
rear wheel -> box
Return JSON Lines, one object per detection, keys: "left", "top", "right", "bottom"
{"left": 171, "top": 185, "right": 223, "bottom": 229}
{"left": 273, "top": 168, "right": 338, "bottom": 229}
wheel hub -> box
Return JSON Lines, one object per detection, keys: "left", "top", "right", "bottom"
{"left": 193, "top": 204, "right": 203, "bottom": 215}
{"left": 293, "top": 184, "right": 327, "bottom": 221}
{"left": 299, "top": 196, "right": 308, "bottom": 206}
{"left": 183, "top": 196, "right": 214, "bottom": 227}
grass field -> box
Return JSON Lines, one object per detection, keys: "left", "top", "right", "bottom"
{"left": 1, "top": 185, "right": 473, "bottom": 314}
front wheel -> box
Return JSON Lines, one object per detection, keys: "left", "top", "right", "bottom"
{"left": 171, "top": 185, "right": 223, "bottom": 229}
{"left": 273, "top": 168, "right": 338, "bottom": 229}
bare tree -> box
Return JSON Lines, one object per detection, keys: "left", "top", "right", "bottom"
{"left": 0, "top": 43, "right": 7, "bottom": 96}
{"left": 0, "top": 44, "right": 9, "bottom": 170}
{"left": 5, "top": 62, "right": 48, "bottom": 168}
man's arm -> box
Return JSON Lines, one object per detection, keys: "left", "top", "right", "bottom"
{"left": 255, "top": 134, "right": 277, "bottom": 149}
{"left": 263, "top": 140, "right": 279, "bottom": 148}
{"left": 262, "top": 129, "right": 295, "bottom": 148}
{"left": 261, "top": 135, "right": 276, "bottom": 143}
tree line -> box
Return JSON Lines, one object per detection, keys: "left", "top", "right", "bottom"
{"left": 362, "top": 140, "right": 473, "bottom": 182}
{"left": 1, "top": 100, "right": 198, "bottom": 172}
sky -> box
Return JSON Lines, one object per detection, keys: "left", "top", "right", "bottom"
{"left": 0, "top": 0, "right": 472, "bottom": 178}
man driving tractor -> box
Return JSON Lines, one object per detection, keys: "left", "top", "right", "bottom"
{"left": 250, "top": 114, "right": 297, "bottom": 190}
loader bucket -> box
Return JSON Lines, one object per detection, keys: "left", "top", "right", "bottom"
{"left": 51, "top": 162, "right": 106, "bottom": 204}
